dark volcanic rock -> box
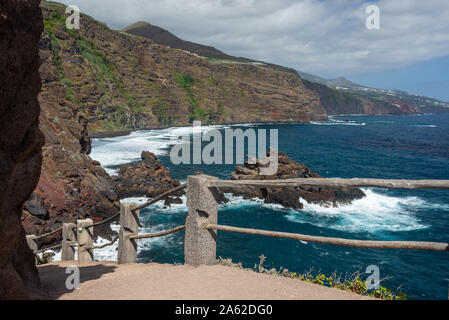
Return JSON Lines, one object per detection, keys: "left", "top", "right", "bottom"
{"left": 224, "top": 152, "right": 365, "bottom": 209}
{"left": 114, "top": 151, "right": 183, "bottom": 200}
{"left": 0, "top": 0, "right": 44, "bottom": 299}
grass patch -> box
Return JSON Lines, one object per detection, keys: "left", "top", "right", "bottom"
{"left": 50, "top": 34, "right": 64, "bottom": 77}
{"left": 175, "top": 73, "right": 206, "bottom": 122}
{"left": 209, "top": 77, "right": 218, "bottom": 87}
{"left": 207, "top": 58, "right": 243, "bottom": 64}
{"left": 43, "top": 10, "right": 65, "bottom": 33}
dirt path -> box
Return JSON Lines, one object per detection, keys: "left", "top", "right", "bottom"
{"left": 37, "top": 261, "right": 373, "bottom": 300}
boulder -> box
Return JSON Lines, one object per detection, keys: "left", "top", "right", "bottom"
{"left": 113, "top": 151, "right": 183, "bottom": 200}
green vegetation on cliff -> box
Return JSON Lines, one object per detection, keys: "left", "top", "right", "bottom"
{"left": 40, "top": 1, "right": 327, "bottom": 133}
{"left": 174, "top": 73, "right": 206, "bottom": 122}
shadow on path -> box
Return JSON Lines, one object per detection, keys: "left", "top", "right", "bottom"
{"left": 35, "top": 262, "right": 117, "bottom": 299}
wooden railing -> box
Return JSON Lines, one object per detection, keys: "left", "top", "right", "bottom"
{"left": 182, "top": 175, "right": 449, "bottom": 266}
{"left": 27, "top": 175, "right": 449, "bottom": 265}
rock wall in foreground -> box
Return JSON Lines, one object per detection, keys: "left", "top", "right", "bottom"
{"left": 0, "top": 0, "right": 44, "bottom": 299}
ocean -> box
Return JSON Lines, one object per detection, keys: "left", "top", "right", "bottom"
{"left": 89, "top": 114, "right": 449, "bottom": 300}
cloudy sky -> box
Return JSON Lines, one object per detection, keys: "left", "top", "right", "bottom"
{"left": 59, "top": 0, "right": 449, "bottom": 101}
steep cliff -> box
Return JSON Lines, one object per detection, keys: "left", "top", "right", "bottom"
{"left": 302, "top": 80, "right": 413, "bottom": 115}
{"left": 22, "top": 15, "right": 121, "bottom": 243}
{"left": 0, "top": 0, "right": 44, "bottom": 299}
{"left": 39, "top": 1, "right": 327, "bottom": 134}
{"left": 300, "top": 73, "right": 449, "bottom": 115}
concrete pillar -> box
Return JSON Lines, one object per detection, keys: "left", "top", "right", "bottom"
{"left": 26, "top": 235, "right": 38, "bottom": 253}
{"left": 118, "top": 203, "right": 139, "bottom": 264}
{"left": 62, "top": 223, "right": 76, "bottom": 261}
{"left": 77, "top": 219, "right": 93, "bottom": 263}
{"left": 184, "top": 175, "right": 219, "bottom": 266}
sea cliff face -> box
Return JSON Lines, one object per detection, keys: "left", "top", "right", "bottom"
{"left": 302, "top": 80, "right": 415, "bottom": 115}
{"left": 0, "top": 0, "right": 44, "bottom": 299}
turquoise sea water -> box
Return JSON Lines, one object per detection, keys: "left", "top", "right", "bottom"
{"left": 91, "top": 114, "right": 449, "bottom": 299}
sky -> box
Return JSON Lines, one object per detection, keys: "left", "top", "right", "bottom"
{"left": 58, "top": 0, "right": 449, "bottom": 101}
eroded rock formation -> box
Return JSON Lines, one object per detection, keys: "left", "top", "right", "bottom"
{"left": 113, "top": 151, "right": 183, "bottom": 202}
{"left": 223, "top": 152, "right": 365, "bottom": 209}
{"left": 0, "top": 0, "right": 44, "bottom": 299}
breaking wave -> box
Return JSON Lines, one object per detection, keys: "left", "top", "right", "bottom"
{"left": 286, "top": 188, "right": 432, "bottom": 233}
{"left": 90, "top": 124, "right": 231, "bottom": 175}
{"left": 310, "top": 119, "right": 366, "bottom": 126}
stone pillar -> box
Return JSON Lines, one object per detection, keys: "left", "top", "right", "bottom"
{"left": 62, "top": 223, "right": 76, "bottom": 261}
{"left": 118, "top": 203, "right": 139, "bottom": 264}
{"left": 77, "top": 219, "right": 93, "bottom": 264}
{"left": 184, "top": 175, "right": 219, "bottom": 266}
{"left": 26, "top": 235, "right": 38, "bottom": 253}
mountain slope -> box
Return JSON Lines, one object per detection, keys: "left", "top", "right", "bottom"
{"left": 40, "top": 4, "right": 327, "bottom": 134}
{"left": 124, "top": 21, "right": 449, "bottom": 116}
{"left": 122, "top": 21, "right": 241, "bottom": 61}
{"left": 299, "top": 71, "right": 449, "bottom": 114}
{"left": 302, "top": 80, "right": 410, "bottom": 115}
{"left": 122, "top": 21, "right": 297, "bottom": 75}
{"left": 298, "top": 72, "right": 366, "bottom": 89}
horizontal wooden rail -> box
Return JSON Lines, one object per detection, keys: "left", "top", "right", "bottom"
{"left": 210, "top": 178, "right": 449, "bottom": 190}
{"left": 206, "top": 224, "right": 449, "bottom": 252}
{"left": 35, "top": 227, "right": 63, "bottom": 240}
{"left": 129, "top": 225, "right": 185, "bottom": 240}
{"left": 89, "top": 212, "right": 120, "bottom": 228}
{"left": 34, "top": 243, "right": 63, "bottom": 254}
{"left": 131, "top": 184, "right": 187, "bottom": 212}
{"left": 92, "top": 235, "right": 119, "bottom": 250}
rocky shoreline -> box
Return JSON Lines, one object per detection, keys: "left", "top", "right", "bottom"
{"left": 88, "top": 119, "right": 329, "bottom": 139}
{"left": 113, "top": 151, "right": 184, "bottom": 202}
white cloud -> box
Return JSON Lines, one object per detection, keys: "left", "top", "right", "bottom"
{"left": 58, "top": 0, "right": 449, "bottom": 77}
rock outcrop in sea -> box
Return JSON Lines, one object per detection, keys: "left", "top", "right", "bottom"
{"left": 113, "top": 151, "right": 183, "bottom": 202}
{"left": 222, "top": 152, "right": 366, "bottom": 209}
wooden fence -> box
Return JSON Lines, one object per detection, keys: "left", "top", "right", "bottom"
{"left": 27, "top": 175, "right": 449, "bottom": 265}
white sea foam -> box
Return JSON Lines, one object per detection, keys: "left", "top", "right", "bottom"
{"left": 90, "top": 125, "right": 231, "bottom": 175}
{"left": 222, "top": 190, "right": 434, "bottom": 233}
{"left": 310, "top": 119, "right": 366, "bottom": 126}
{"left": 411, "top": 124, "right": 437, "bottom": 128}
{"left": 43, "top": 189, "right": 445, "bottom": 262}
{"left": 286, "top": 188, "right": 431, "bottom": 233}
{"left": 41, "top": 224, "right": 122, "bottom": 262}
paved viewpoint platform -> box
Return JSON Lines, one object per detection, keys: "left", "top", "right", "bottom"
{"left": 37, "top": 261, "right": 372, "bottom": 300}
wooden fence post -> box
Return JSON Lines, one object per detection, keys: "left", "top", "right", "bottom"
{"left": 77, "top": 219, "right": 93, "bottom": 263}
{"left": 62, "top": 223, "right": 76, "bottom": 261}
{"left": 184, "top": 175, "right": 219, "bottom": 266}
{"left": 118, "top": 203, "right": 139, "bottom": 264}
